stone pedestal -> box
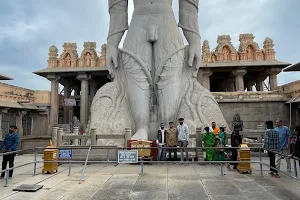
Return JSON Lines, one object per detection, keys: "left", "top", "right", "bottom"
{"left": 232, "top": 68, "right": 247, "bottom": 91}
{"left": 197, "top": 69, "right": 213, "bottom": 91}
{"left": 47, "top": 75, "right": 60, "bottom": 130}
{"left": 77, "top": 73, "right": 91, "bottom": 131}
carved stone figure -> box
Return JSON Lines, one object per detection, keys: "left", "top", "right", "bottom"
{"left": 90, "top": 0, "right": 228, "bottom": 145}
{"left": 85, "top": 52, "right": 92, "bottom": 67}
{"left": 232, "top": 113, "right": 244, "bottom": 131}
{"left": 65, "top": 54, "right": 71, "bottom": 67}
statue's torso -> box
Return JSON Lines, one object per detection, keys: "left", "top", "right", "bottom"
{"left": 133, "top": 0, "right": 173, "bottom": 15}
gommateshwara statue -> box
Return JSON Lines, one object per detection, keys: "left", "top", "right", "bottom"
{"left": 90, "top": 0, "right": 228, "bottom": 145}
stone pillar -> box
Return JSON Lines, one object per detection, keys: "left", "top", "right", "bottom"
{"left": 197, "top": 69, "right": 213, "bottom": 91}
{"left": 195, "top": 128, "right": 202, "bottom": 147}
{"left": 52, "top": 127, "right": 59, "bottom": 147}
{"left": 77, "top": 73, "right": 91, "bottom": 131}
{"left": 255, "top": 76, "right": 266, "bottom": 91}
{"left": 63, "top": 81, "right": 71, "bottom": 124}
{"left": 232, "top": 68, "right": 247, "bottom": 91}
{"left": 91, "top": 128, "right": 97, "bottom": 146}
{"left": 57, "top": 127, "right": 63, "bottom": 146}
{"left": 73, "top": 127, "right": 79, "bottom": 146}
{"left": 16, "top": 111, "right": 26, "bottom": 136}
{"left": 47, "top": 74, "right": 60, "bottom": 129}
{"left": 125, "top": 128, "right": 132, "bottom": 148}
{"left": 267, "top": 68, "right": 282, "bottom": 91}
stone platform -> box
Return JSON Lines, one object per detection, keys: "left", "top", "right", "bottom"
{"left": 0, "top": 155, "right": 300, "bottom": 200}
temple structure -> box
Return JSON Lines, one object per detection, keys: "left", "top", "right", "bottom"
{"left": 34, "top": 33, "right": 293, "bottom": 134}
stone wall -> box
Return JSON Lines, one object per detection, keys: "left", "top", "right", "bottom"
{"left": 212, "top": 91, "right": 290, "bottom": 129}
{"left": 218, "top": 102, "right": 289, "bottom": 129}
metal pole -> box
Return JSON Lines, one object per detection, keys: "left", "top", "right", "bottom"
{"left": 33, "top": 148, "right": 37, "bottom": 176}
{"left": 221, "top": 163, "right": 224, "bottom": 176}
{"left": 259, "top": 148, "right": 263, "bottom": 177}
{"left": 79, "top": 146, "right": 92, "bottom": 184}
{"left": 141, "top": 162, "right": 144, "bottom": 175}
{"left": 68, "top": 160, "right": 71, "bottom": 176}
{"left": 294, "top": 159, "right": 298, "bottom": 178}
{"left": 4, "top": 169, "right": 9, "bottom": 187}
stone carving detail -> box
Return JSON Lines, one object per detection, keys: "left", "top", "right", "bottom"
{"left": 47, "top": 45, "right": 58, "bottom": 68}
{"left": 99, "top": 44, "right": 106, "bottom": 67}
{"left": 202, "top": 33, "right": 275, "bottom": 63}
{"left": 90, "top": 0, "right": 229, "bottom": 145}
{"left": 47, "top": 42, "right": 106, "bottom": 68}
{"left": 59, "top": 43, "right": 78, "bottom": 67}
{"left": 263, "top": 37, "right": 275, "bottom": 61}
{"left": 79, "top": 42, "right": 98, "bottom": 67}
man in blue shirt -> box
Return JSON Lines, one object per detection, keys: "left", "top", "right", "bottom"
{"left": 275, "top": 119, "right": 291, "bottom": 172}
{"left": 0, "top": 125, "right": 19, "bottom": 178}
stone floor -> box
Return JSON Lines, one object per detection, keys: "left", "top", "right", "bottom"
{"left": 0, "top": 155, "right": 300, "bottom": 200}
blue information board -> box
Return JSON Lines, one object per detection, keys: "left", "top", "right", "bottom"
{"left": 59, "top": 149, "right": 72, "bottom": 159}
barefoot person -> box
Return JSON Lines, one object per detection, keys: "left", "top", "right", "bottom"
{"left": 263, "top": 121, "right": 280, "bottom": 178}
{"left": 202, "top": 127, "right": 216, "bottom": 162}
{"left": 228, "top": 125, "right": 242, "bottom": 170}
{"left": 166, "top": 122, "right": 178, "bottom": 161}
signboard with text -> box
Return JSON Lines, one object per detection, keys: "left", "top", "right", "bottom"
{"left": 58, "top": 149, "right": 72, "bottom": 159}
{"left": 118, "top": 150, "right": 138, "bottom": 163}
{"left": 64, "top": 98, "right": 76, "bottom": 107}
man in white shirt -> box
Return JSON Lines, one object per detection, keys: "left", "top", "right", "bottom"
{"left": 157, "top": 123, "right": 167, "bottom": 161}
{"left": 177, "top": 118, "right": 189, "bottom": 162}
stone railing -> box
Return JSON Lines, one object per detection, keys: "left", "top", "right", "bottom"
{"left": 51, "top": 127, "right": 132, "bottom": 147}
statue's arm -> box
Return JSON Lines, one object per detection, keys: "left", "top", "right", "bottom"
{"left": 179, "top": 0, "right": 200, "bottom": 44}
{"left": 179, "top": 0, "right": 201, "bottom": 69}
{"left": 106, "top": 0, "right": 128, "bottom": 71}
{"left": 107, "top": 0, "right": 128, "bottom": 47}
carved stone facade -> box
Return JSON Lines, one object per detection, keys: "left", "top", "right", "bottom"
{"left": 202, "top": 34, "right": 275, "bottom": 63}
{"left": 47, "top": 42, "right": 107, "bottom": 68}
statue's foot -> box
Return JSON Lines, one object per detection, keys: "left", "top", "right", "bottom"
{"left": 131, "top": 128, "right": 148, "bottom": 141}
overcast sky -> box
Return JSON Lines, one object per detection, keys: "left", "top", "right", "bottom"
{"left": 0, "top": 0, "right": 299, "bottom": 91}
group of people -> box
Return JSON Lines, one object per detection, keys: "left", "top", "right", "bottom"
{"left": 263, "top": 119, "right": 300, "bottom": 178}
{"left": 202, "top": 122, "right": 242, "bottom": 170}
{"left": 156, "top": 118, "right": 189, "bottom": 162}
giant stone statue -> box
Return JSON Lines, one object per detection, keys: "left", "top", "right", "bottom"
{"left": 90, "top": 0, "right": 229, "bottom": 146}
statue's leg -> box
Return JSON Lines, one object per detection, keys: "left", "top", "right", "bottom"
{"left": 121, "top": 36, "right": 152, "bottom": 140}
{"left": 154, "top": 32, "right": 185, "bottom": 124}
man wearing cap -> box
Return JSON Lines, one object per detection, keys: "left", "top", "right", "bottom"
{"left": 157, "top": 123, "right": 167, "bottom": 161}
{"left": 177, "top": 118, "right": 189, "bottom": 162}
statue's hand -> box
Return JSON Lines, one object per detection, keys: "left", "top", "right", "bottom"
{"left": 106, "top": 45, "right": 119, "bottom": 71}
{"left": 188, "top": 43, "right": 201, "bottom": 70}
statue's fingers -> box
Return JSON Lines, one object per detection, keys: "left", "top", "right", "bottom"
{"left": 188, "top": 54, "right": 194, "bottom": 67}
{"left": 196, "top": 55, "right": 201, "bottom": 70}
{"left": 112, "top": 54, "right": 118, "bottom": 68}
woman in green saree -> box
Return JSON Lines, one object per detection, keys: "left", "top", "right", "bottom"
{"left": 216, "top": 127, "right": 226, "bottom": 161}
{"left": 202, "top": 127, "right": 216, "bottom": 161}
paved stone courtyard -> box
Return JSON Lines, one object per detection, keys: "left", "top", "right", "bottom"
{"left": 0, "top": 155, "right": 300, "bottom": 200}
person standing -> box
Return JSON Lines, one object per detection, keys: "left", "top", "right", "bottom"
{"left": 0, "top": 125, "right": 19, "bottom": 178}
{"left": 210, "top": 122, "right": 220, "bottom": 135}
{"left": 202, "top": 127, "right": 216, "bottom": 162}
{"left": 289, "top": 125, "right": 300, "bottom": 167}
{"left": 228, "top": 125, "right": 242, "bottom": 170}
{"left": 177, "top": 118, "right": 189, "bottom": 162}
{"left": 157, "top": 123, "right": 167, "bottom": 161}
{"left": 275, "top": 119, "right": 291, "bottom": 172}
{"left": 263, "top": 121, "right": 280, "bottom": 178}
{"left": 166, "top": 122, "right": 178, "bottom": 161}
{"left": 216, "top": 127, "right": 226, "bottom": 161}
